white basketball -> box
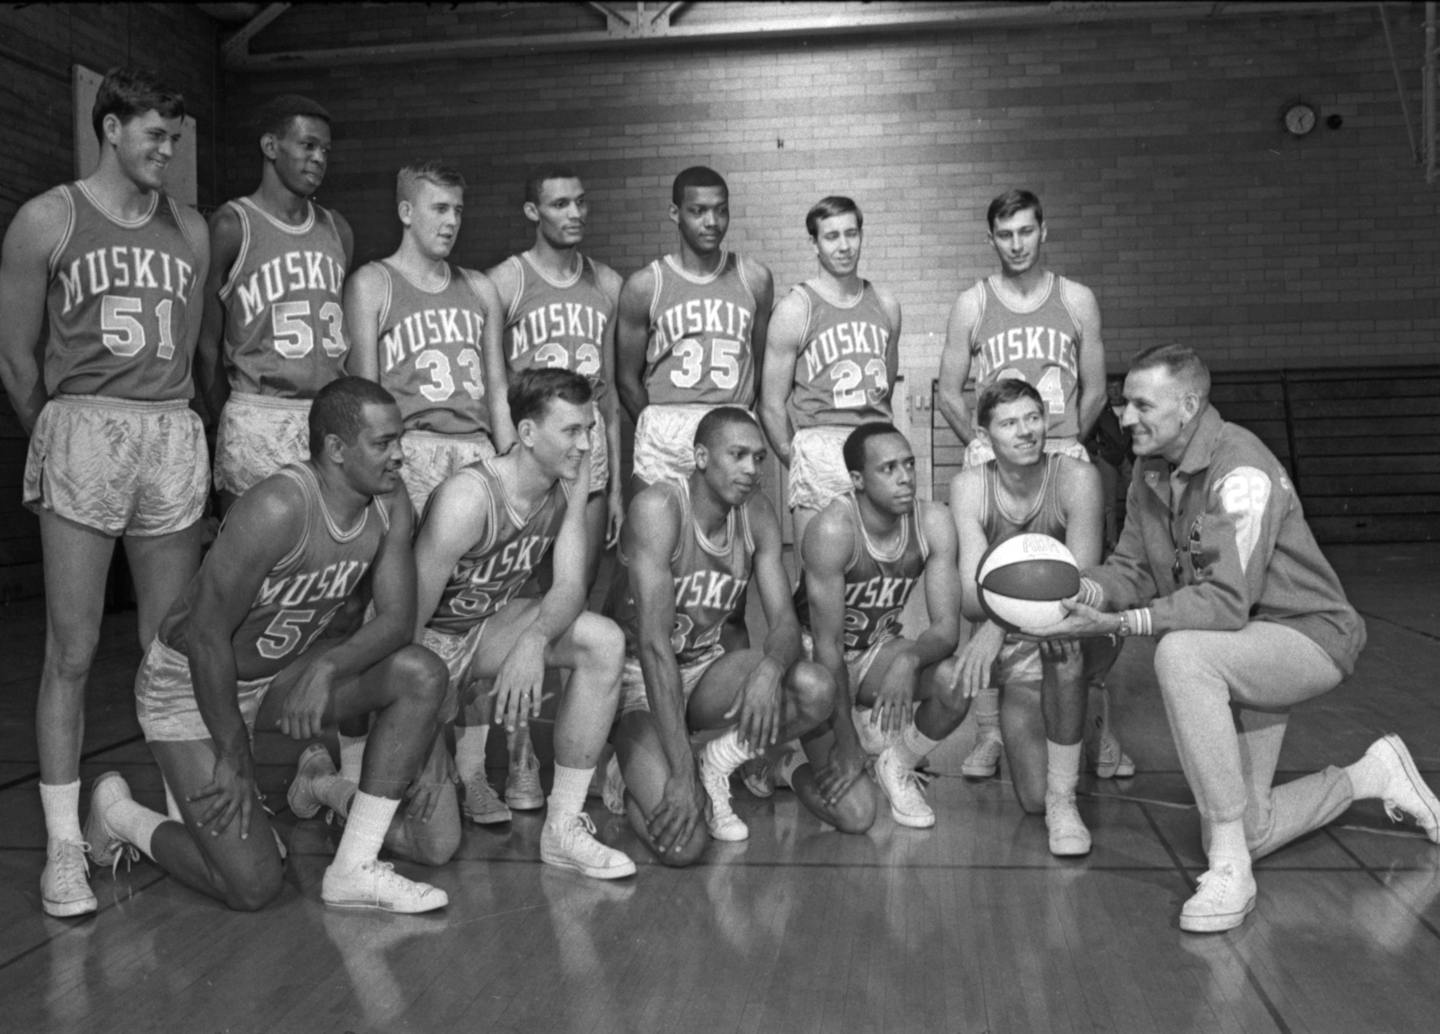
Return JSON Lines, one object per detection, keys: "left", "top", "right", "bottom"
{"left": 976, "top": 533, "right": 1080, "bottom": 631}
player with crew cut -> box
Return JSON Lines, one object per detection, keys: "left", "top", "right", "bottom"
{"left": 949, "top": 378, "right": 1104, "bottom": 856}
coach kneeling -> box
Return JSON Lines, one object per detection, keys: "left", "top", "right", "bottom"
{"left": 1025, "top": 344, "right": 1439, "bottom": 934}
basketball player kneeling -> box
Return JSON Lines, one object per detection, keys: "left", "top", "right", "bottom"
{"left": 949, "top": 378, "right": 1105, "bottom": 856}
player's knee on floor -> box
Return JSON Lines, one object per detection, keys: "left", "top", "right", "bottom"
{"left": 625, "top": 795, "right": 707, "bottom": 868}
{"left": 386, "top": 794, "right": 462, "bottom": 866}
{"left": 828, "top": 776, "right": 878, "bottom": 835}
{"left": 219, "top": 854, "right": 285, "bottom": 912}
{"left": 787, "top": 660, "right": 836, "bottom": 725}
{"left": 930, "top": 657, "right": 967, "bottom": 715}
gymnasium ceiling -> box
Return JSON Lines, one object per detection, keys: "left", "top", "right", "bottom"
{"left": 195, "top": 1, "right": 1386, "bottom": 69}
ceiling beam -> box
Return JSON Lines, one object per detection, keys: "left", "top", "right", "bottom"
{"left": 222, "top": 1, "right": 1390, "bottom": 70}
{"left": 221, "top": 2, "right": 292, "bottom": 65}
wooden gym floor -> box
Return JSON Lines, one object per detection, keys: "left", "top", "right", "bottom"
{"left": 0, "top": 543, "right": 1437, "bottom": 1034}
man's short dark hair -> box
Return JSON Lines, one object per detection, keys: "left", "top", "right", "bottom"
{"left": 257, "top": 94, "right": 331, "bottom": 140}
{"left": 509, "top": 368, "right": 593, "bottom": 426}
{"left": 806, "top": 195, "right": 862, "bottom": 238}
{"left": 977, "top": 378, "right": 1044, "bottom": 429}
{"left": 1130, "top": 344, "right": 1212, "bottom": 401}
{"left": 92, "top": 67, "right": 185, "bottom": 144}
{"left": 525, "top": 164, "right": 581, "bottom": 206}
{"left": 986, "top": 188, "right": 1043, "bottom": 231}
{"left": 694, "top": 406, "right": 758, "bottom": 452}
{"left": 310, "top": 377, "right": 396, "bottom": 457}
{"left": 672, "top": 166, "right": 728, "bottom": 206}
{"left": 843, "top": 422, "right": 904, "bottom": 473}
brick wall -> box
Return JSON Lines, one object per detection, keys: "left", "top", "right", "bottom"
{"left": 219, "top": 1, "right": 1439, "bottom": 511}
{"left": 0, "top": 3, "right": 219, "bottom": 600}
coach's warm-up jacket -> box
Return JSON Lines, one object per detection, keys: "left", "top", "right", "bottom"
{"left": 1077, "top": 405, "right": 1366, "bottom": 676}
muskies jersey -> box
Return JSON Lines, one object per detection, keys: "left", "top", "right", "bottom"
{"left": 369, "top": 260, "right": 490, "bottom": 436}
{"left": 425, "top": 456, "right": 571, "bottom": 635}
{"left": 502, "top": 252, "right": 612, "bottom": 399}
{"left": 980, "top": 453, "right": 1067, "bottom": 543}
{"left": 160, "top": 462, "right": 390, "bottom": 679}
{"left": 969, "top": 272, "right": 1083, "bottom": 439}
{"left": 794, "top": 493, "right": 928, "bottom": 651}
{"left": 618, "top": 477, "right": 755, "bottom": 664}
{"left": 643, "top": 250, "right": 758, "bottom": 407}
{"left": 786, "top": 280, "right": 894, "bottom": 430}
{"left": 44, "top": 182, "right": 203, "bottom": 400}
{"left": 217, "top": 197, "right": 348, "bottom": 397}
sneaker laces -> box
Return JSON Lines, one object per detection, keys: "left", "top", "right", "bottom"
{"left": 52, "top": 840, "right": 92, "bottom": 893}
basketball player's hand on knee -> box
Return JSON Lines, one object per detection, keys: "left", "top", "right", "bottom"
{"left": 493, "top": 630, "right": 547, "bottom": 733}
{"left": 816, "top": 741, "right": 865, "bottom": 806}
{"left": 280, "top": 659, "right": 336, "bottom": 740}
{"left": 650, "top": 769, "right": 704, "bottom": 854}
{"left": 954, "top": 621, "right": 1006, "bottom": 700}
{"left": 873, "top": 661, "right": 918, "bottom": 735}
{"left": 725, "top": 656, "right": 783, "bottom": 751}
{"left": 191, "top": 750, "right": 259, "bottom": 839}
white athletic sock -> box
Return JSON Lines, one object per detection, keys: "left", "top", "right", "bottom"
{"left": 455, "top": 724, "right": 490, "bottom": 781}
{"left": 973, "top": 686, "right": 1001, "bottom": 738}
{"left": 105, "top": 797, "right": 166, "bottom": 859}
{"left": 1344, "top": 752, "right": 1388, "bottom": 800}
{"left": 40, "top": 780, "right": 83, "bottom": 842}
{"left": 1045, "top": 740, "right": 1082, "bottom": 799}
{"left": 704, "top": 730, "right": 757, "bottom": 778}
{"left": 546, "top": 764, "right": 591, "bottom": 822}
{"left": 1207, "top": 819, "right": 1252, "bottom": 872}
{"left": 894, "top": 725, "right": 941, "bottom": 770}
{"left": 338, "top": 732, "right": 368, "bottom": 784}
{"left": 331, "top": 792, "right": 400, "bottom": 873}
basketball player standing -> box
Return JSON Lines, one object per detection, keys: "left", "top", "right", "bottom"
{"left": 936, "top": 188, "right": 1126, "bottom": 781}
{"left": 0, "top": 68, "right": 210, "bottom": 917}
{"left": 759, "top": 195, "right": 901, "bottom": 551}
{"left": 199, "top": 94, "right": 353, "bottom": 512}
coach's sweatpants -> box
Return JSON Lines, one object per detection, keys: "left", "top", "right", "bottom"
{"left": 1153, "top": 623, "right": 1351, "bottom": 860}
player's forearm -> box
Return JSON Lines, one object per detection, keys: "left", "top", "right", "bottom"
{"left": 937, "top": 389, "right": 972, "bottom": 444}
{"left": 0, "top": 352, "right": 46, "bottom": 432}
{"left": 761, "top": 619, "right": 803, "bottom": 671}
{"left": 323, "top": 609, "right": 411, "bottom": 681}
{"left": 529, "top": 578, "right": 586, "bottom": 644}
{"left": 638, "top": 642, "right": 694, "bottom": 773}
{"left": 758, "top": 401, "right": 792, "bottom": 464}
{"left": 908, "top": 621, "right": 960, "bottom": 670}
{"left": 617, "top": 371, "right": 646, "bottom": 424}
{"left": 189, "top": 646, "right": 255, "bottom": 761}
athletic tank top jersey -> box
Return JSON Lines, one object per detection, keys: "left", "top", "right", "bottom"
{"left": 969, "top": 272, "right": 1083, "bottom": 439}
{"left": 425, "top": 456, "right": 571, "bottom": 635}
{"left": 502, "top": 252, "right": 612, "bottom": 399}
{"left": 787, "top": 281, "right": 894, "bottom": 430}
{"left": 160, "top": 463, "right": 390, "bottom": 678}
{"left": 617, "top": 478, "right": 755, "bottom": 664}
{"left": 217, "top": 197, "right": 348, "bottom": 397}
{"left": 980, "top": 453, "right": 1067, "bottom": 543}
{"left": 44, "top": 182, "right": 203, "bottom": 400}
{"left": 644, "top": 250, "right": 758, "bottom": 407}
{"left": 369, "top": 260, "right": 490, "bottom": 436}
{"left": 794, "top": 494, "right": 928, "bottom": 651}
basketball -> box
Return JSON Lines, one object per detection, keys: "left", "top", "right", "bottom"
{"left": 976, "top": 533, "right": 1080, "bottom": 631}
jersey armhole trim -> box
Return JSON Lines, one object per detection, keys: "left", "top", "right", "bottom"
{"left": 45, "top": 185, "right": 78, "bottom": 278}
{"left": 216, "top": 201, "right": 251, "bottom": 303}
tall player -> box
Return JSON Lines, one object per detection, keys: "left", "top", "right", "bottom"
{"left": 616, "top": 166, "right": 774, "bottom": 490}
{"left": 346, "top": 160, "right": 511, "bottom": 514}
{"left": 609, "top": 408, "right": 837, "bottom": 863}
{"left": 0, "top": 68, "right": 210, "bottom": 917}
{"left": 412, "top": 368, "right": 635, "bottom": 880}
{"left": 758, "top": 196, "right": 900, "bottom": 550}
{"left": 787, "top": 424, "right": 963, "bottom": 830}
{"left": 199, "top": 94, "right": 353, "bottom": 512}
{"left": 83, "top": 377, "right": 452, "bottom": 913}
{"left": 949, "top": 379, "right": 1104, "bottom": 855}
{"left": 935, "top": 188, "right": 1125, "bottom": 781}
